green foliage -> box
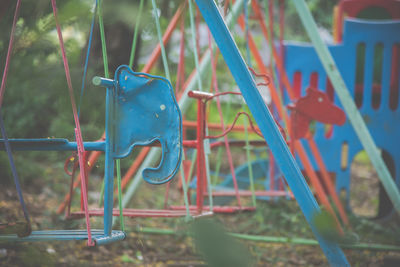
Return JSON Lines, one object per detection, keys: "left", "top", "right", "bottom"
{"left": 0, "top": 153, "right": 12, "bottom": 185}
{"left": 0, "top": 0, "right": 104, "bottom": 185}
{"left": 120, "top": 253, "right": 135, "bottom": 263}
{"left": 312, "top": 209, "right": 359, "bottom": 244}
{"left": 280, "top": 0, "right": 339, "bottom": 42}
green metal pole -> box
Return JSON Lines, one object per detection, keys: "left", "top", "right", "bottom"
{"left": 136, "top": 226, "right": 400, "bottom": 251}
{"left": 292, "top": 0, "right": 400, "bottom": 214}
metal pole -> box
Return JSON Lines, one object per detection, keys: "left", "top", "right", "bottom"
{"left": 136, "top": 226, "right": 400, "bottom": 252}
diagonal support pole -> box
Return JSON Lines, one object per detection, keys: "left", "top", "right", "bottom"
{"left": 194, "top": 0, "right": 349, "bottom": 266}
{"left": 292, "top": 0, "right": 400, "bottom": 215}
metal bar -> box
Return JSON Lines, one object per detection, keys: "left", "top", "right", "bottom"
{"left": 70, "top": 209, "right": 202, "bottom": 218}
{"left": 103, "top": 86, "right": 114, "bottom": 236}
{"left": 169, "top": 205, "right": 255, "bottom": 213}
{"left": 0, "top": 230, "right": 125, "bottom": 244}
{"left": 205, "top": 190, "right": 292, "bottom": 197}
{"left": 183, "top": 120, "right": 260, "bottom": 133}
{"left": 134, "top": 226, "right": 400, "bottom": 252}
{"left": 0, "top": 140, "right": 105, "bottom": 151}
{"left": 194, "top": 0, "right": 349, "bottom": 266}
{"left": 292, "top": 0, "right": 400, "bottom": 214}
{"left": 196, "top": 98, "right": 206, "bottom": 213}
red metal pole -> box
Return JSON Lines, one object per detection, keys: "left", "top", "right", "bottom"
{"left": 308, "top": 137, "right": 349, "bottom": 226}
{"left": 196, "top": 97, "right": 206, "bottom": 213}
{"left": 183, "top": 120, "right": 261, "bottom": 133}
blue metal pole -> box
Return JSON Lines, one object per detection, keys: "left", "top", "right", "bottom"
{"left": 103, "top": 85, "right": 115, "bottom": 236}
{"left": 194, "top": 1, "right": 349, "bottom": 266}
{"left": 0, "top": 140, "right": 105, "bottom": 151}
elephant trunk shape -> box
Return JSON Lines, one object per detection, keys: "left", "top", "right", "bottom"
{"left": 95, "top": 65, "right": 183, "bottom": 184}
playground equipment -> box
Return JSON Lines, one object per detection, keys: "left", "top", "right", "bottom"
{"left": 195, "top": 1, "right": 349, "bottom": 265}
{"left": 0, "top": 1, "right": 182, "bottom": 245}
{"left": 284, "top": 18, "right": 400, "bottom": 217}
{"left": 291, "top": 0, "right": 400, "bottom": 219}
{"left": 60, "top": 2, "right": 354, "bottom": 261}
{"left": 93, "top": 66, "right": 182, "bottom": 185}
{"left": 176, "top": 90, "right": 292, "bottom": 213}
{"left": 333, "top": 0, "right": 400, "bottom": 42}
{"left": 6, "top": 0, "right": 399, "bottom": 265}
{"left": 287, "top": 88, "right": 346, "bottom": 140}
{"left": 240, "top": 0, "right": 351, "bottom": 228}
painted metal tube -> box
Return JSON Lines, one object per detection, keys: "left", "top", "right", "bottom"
{"left": 118, "top": 0, "right": 247, "bottom": 220}
{"left": 196, "top": 98, "right": 206, "bottom": 213}
{"left": 93, "top": 231, "right": 126, "bottom": 246}
{"left": 194, "top": 0, "right": 349, "bottom": 266}
{"left": 291, "top": 0, "right": 400, "bottom": 215}
{"left": 0, "top": 230, "right": 125, "bottom": 244}
{"left": 93, "top": 76, "right": 114, "bottom": 87}
{"left": 0, "top": 140, "right": 105, "bottom": 151}
{"left": 103, "top": 86, "right": 115, "bottom": 236}
{"left": 136, "top": 226, "right": 400, "bottom": 251}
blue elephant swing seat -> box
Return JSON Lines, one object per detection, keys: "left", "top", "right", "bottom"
{"left": 0, "top": 65, "right": 184, "bottom": 244}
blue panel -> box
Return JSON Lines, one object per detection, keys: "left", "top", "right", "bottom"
{"left": 112, "top": 65, "right": 183, "bottom": 184}
{"left": 97, "top": 65, "right": 183, "bottom": 235}
{"left": 284, "top": 19, "right": 400, "bottom": 206}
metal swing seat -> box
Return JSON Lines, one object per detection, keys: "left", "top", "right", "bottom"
{"left": 0, "top": 65, "right": 183, "bottom": 244}
{"left": 179, "top": 90, "right": 293, "bottom": 213}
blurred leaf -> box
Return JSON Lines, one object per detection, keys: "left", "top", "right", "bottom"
{"left": 190, "top": 218, "right": 254, "bottom": 267}
{"left": 121, "top": 254, "right": 135, "bottom": 263}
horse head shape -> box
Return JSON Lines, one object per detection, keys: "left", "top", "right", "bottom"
{"left": 97, "top": 65, "right": 182, "bottom": 184}
{"left": 287, "top": 88, "right": 346, "bottom": 140}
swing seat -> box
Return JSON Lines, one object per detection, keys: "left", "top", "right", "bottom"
{"left": 189, "top": 159, "right": 289, "bottom": 205}
{"left": 0, "top": 229, "right": 125, "bottom": 245}
{"left": 190, "top": 159, "right": 278, "bottom": 190}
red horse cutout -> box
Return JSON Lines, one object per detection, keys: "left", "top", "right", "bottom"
{"left": 287, "top": 88, "right": 346, "bottom": 140}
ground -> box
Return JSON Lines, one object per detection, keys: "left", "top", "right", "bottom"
{"left": 1, "top": 155, "right": 400, "bottom": 266}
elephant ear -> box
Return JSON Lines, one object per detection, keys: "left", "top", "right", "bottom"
{"left": 112, "top": 65, "right": 183, "bottom": 184}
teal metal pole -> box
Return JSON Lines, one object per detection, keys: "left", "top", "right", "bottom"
{"left": 292, "top": 0, "right": 400, "bottom": 214}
